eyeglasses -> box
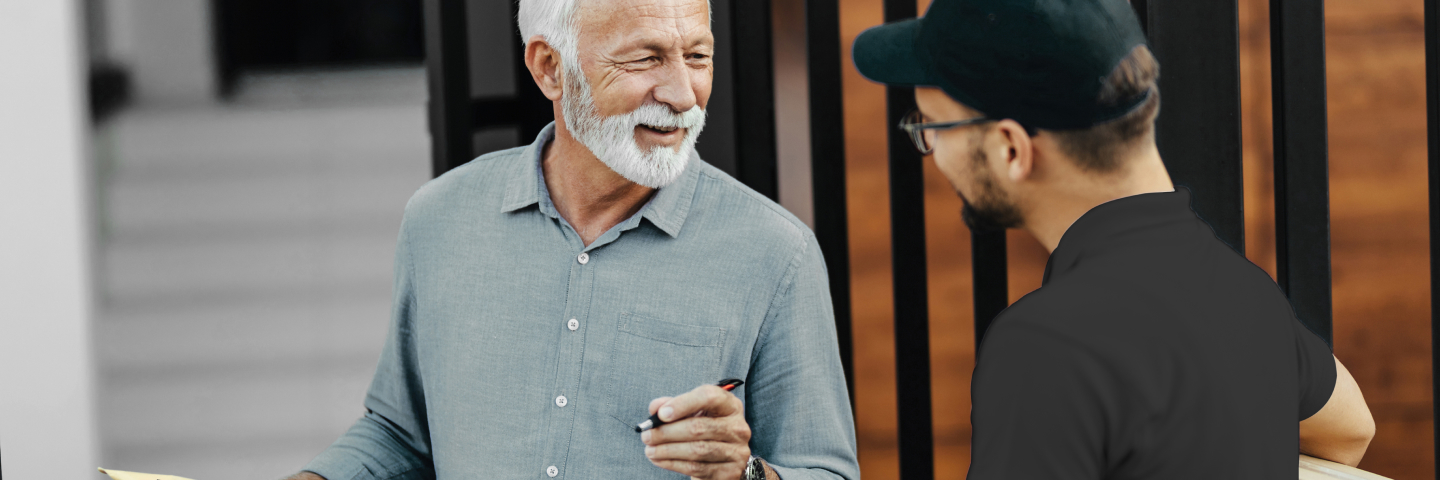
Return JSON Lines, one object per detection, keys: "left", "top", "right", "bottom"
{"left": 897, "top": 109, "right": 997, "bottom": 155}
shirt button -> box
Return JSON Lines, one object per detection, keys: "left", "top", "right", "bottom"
{"left": 546, "top": 466, "right": 558, "bottom": 477}
{"left": 555, "top": 395, "right": 568, "bottom": 407}
{"left": 567, "top": 318, "right": 579, "bottom": 331}
{"left": 577, "top": 252, "right": 589, "bottom": 264}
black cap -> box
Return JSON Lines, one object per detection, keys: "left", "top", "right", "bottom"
{"left": 853, "top": 0, "right": 1149, "bottom": 130}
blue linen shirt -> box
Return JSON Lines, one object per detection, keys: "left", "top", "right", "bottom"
{"left": 304, "top": 123, "right": 859, "bottom": 480}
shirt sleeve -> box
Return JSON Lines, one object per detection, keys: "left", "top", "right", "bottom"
{"left": 967, "top": 317, "right": 1109, "bottom": 480}
{"left": 1293, "top": 313, "right": 1337, "bottom": 421}
{"left": 304, "top": 223, "right": 434, "bottom": 480}
{"left": 745, "top": 233, "right": 861, "bottom": 480}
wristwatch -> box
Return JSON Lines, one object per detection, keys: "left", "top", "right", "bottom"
{"left": 743, "top": 455, "right": 766, "bottom": 480}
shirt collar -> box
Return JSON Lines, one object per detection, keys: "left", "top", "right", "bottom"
{"left": 501, "top": 122, "right": 698, "bottom": 238}
{"left": 500, "top": 124, "right": 550, "bottom": 214}
{"left": 1042, "top": 187, "right": 1207, "bottom": 285}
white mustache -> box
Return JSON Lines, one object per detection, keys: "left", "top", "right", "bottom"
{"left": 623, "top": 102, "right": 706, "bottom": 131}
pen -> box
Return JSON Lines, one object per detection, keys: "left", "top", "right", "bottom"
{"left": 634, "top": 378, "right": 744, "bottom": 432}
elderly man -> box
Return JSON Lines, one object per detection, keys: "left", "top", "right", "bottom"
{"left": 282, "top": 0, "right": 858, "bottom": 479}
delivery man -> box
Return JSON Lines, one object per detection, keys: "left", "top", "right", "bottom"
{"left": 850, "top": 0, "right": 1376, "bottom": 478}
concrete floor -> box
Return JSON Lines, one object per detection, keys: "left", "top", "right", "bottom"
{"left": 93, "top": 67, "right": 431, "bottom": 480}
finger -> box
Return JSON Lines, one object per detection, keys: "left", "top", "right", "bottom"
{"left": 659, "top": 384, "right": 742, "bottom": 422}
{"left": 648, "top": 396, "right": 673, "bottom": 416}
{"left": 649, "top": 458, "right": 747, "bottom": 479}
{"left": 643, "top": 415, "right": 751, "bottom": 446}
{"left": 645, "top": 440, "right": 750, "bottom": 464}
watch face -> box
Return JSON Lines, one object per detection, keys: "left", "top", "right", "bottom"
{"left": 744, "top": 456, "right": 764, "bottom": 480}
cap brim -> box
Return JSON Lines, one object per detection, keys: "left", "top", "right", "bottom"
{"left": 852, "top": 19, "right": 934, "bottom": 87}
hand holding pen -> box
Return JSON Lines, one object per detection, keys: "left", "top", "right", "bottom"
{"left": 636, "top": 379, "right": 743, "bottom": 432}
{"left": 637, "top": 379, "right": 754, "bottom": 479}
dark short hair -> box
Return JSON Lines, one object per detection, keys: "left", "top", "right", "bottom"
{"left": 1047, "top": 46, "right": 1160, "bottom": 173}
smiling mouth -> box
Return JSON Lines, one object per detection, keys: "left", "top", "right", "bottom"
{"left": 640, "top": 124, "right": 680, "bottom": 134}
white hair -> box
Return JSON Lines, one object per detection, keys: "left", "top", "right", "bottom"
{"left": 517, "top": 0, "right": 712, "bottom": 69}
{"left": 518, "top": 0, "right": 581, "bottom": 63}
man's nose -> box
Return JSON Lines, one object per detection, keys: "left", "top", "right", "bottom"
{"left": 651, "top": 61, "right": 698, "bottom": 113}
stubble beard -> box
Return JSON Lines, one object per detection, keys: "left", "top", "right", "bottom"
{"left": 959, "top": 145, "right": 1024, "bottom": 232}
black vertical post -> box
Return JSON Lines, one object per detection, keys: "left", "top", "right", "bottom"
{"left": 212, "top": 0, "right": 238, "bottom": 97}
{"left": 511, "top": 0, "right": 554, "bottom": 146}
{"left": 471, "top": 1, "right": 551, "bottom": 155}
{"left": 424, "top": 0, "right": 473, "bottom": 177}
{"left": 1271, "top": 0, "right": 1333, "bottom": 344}
{"left": 1131, "top": 0, "right": 1147, "bottom": 35}
{"left": 972, "top": 230, "right": 1007, "bottom": 345}
{"left": 1424, "top": 0, "right": 1440, "bottom": 474}
{"left": 1135, "top": 0, "right": 1245, "bottom": 253}
{"left": 731, "top": 0, "right": 779, "bottom": 200}
{"left": 806, "top": 0, "right": 855, "bottom": 404}
{"left": 883, "top": 1, "right": 934, "bottom": 479}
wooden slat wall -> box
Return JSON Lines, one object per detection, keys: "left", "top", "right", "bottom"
{"left": 1323, "top": 0, "right": 1434, "bottom": 477}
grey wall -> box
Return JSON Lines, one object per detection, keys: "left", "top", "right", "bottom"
{"left": 104, "top": 0, "right": 217, "bottom": 103}
{"left": 772, "top": 0, "right": 813, "bottom": 226}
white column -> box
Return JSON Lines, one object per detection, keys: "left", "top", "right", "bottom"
{"left": 0, "top": 0, "right": 100, "bottom": 478}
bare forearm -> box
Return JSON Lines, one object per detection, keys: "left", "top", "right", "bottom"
{"left": 1300, "top": 407, "right": 1374, "bottom": 468}
{"left": 1299, "top": 357, "right": 1375, "bottom": 467}
{"left": 1300, "top": 436, "right": 1372, "bottom": 468}
{"left": 281, "top": 472, "right": 326, "bottom": 480}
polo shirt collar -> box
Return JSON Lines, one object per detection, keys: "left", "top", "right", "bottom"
{"left": 1042, "top": 187, "right": 1200, "bottom": 286}
{"left": 501, "top": 122, "right": 697, "bottom": 238}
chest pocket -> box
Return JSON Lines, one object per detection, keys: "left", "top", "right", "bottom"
{"left": 607, "top": 313, "right": 728, "bottom": 425}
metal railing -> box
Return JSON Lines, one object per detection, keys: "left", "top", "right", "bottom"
{"left": 1426, "top": 0, "right": 1440, "bottom": 474}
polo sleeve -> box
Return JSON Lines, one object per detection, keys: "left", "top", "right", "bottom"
{"left": 1294, "top": 313, "right": 1337, "bottom": 421}
{"left": 968, "top": 317, "right": 1108, "bottom": 480}
{"left": 304, "top": 222, "right": 434, "bottom": 480}
{"left": 745, "top": 233, "right": 861, "bottom": 480}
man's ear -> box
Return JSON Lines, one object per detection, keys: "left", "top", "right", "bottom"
{"left": 994, "top": 119, "right": 1034, "bottom": 183}
{"left": 525, "top": 36, "right": 565, "bottom": 101}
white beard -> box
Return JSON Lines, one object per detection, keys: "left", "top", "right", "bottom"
{"left": 560, "top": 64, "right": 706, "bottom": 189}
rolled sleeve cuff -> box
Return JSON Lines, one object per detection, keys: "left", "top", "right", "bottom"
{"left": 302, "top": 433, "right": 428, "bottom": 480}
{"left": 769, "top": 463, "right": 856, "bottom": 480}
{"left": 303, "top": 444, "right": 377, "bottom": 480}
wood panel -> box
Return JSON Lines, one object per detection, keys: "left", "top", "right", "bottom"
{"left": 1325, "top": 0, "right": 1434, "bottom": 477}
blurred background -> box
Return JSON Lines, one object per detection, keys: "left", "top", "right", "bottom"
{"left": 0, "top": 0, "right": 1433, "bottom": 479}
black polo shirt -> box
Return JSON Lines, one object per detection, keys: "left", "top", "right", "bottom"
{"left": 968, "top": 188, "right": 1336, "bottom": 480}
